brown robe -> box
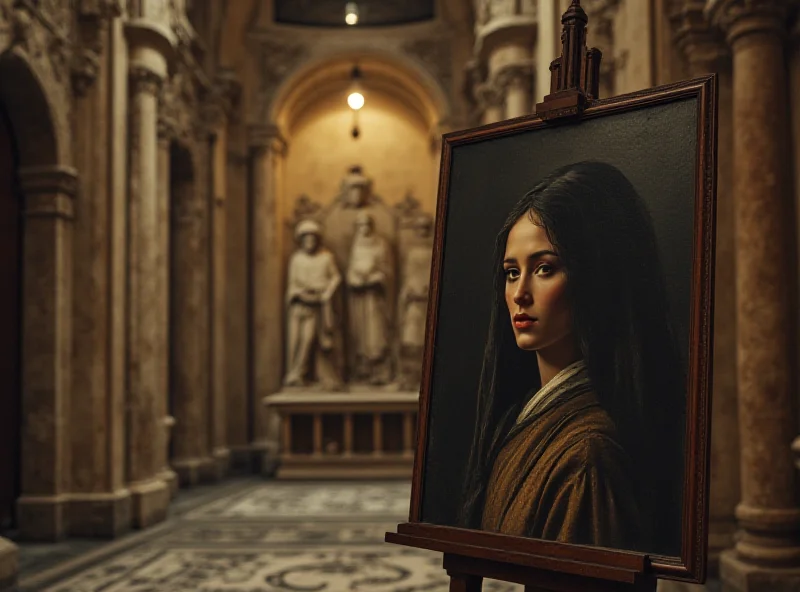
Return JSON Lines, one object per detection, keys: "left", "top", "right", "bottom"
{"left": 481, "top": 389, "right": 644, "bottom": 551}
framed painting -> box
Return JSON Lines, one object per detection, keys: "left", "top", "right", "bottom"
{"left": 391, "top": 73, "right": 717, "bottom": 585}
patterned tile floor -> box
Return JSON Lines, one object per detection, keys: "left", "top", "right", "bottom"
{"left": 15, "top": 479, "right": 521, "bottom": 592}
{"left": 13, "top": 479, "right": 718, "bottom": 592}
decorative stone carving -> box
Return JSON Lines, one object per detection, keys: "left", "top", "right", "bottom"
{"left": 250, "top": 36, "right": 308, "bottom": 121}
{"left": 346, "top": 211, "right": 393, "bottom": 386}
{"left": 284, "top": 219, "right": 344, "bottom": 390}
{"left": 495, "top": 61, "right": 534, "bottom": 92}
{"left": 71, "top": 0, "right": 122, "bottom": 97}
{"left": 674, "top": 1, "right": 728, "bottom": 68}
{"left": 706, "top": 0, "right": 789, "bottom": 43}
{"left": 398, "top": 215, "right": 433, "bottom": 392}
{"left": 129, "top": 65, "right": 163, "bottom": 95}
{"left": 281, "top": 168, "right": 435, "bottom": 393}
{"left": 475, "top": 80, "right": 505, "bottom": 111}
{"left": 403, "top": 36, "right": 453, "bottom": 98}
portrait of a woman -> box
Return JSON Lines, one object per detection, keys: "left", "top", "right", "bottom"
{"left": 459, "top": 161, "right": 686, "bottom": 556}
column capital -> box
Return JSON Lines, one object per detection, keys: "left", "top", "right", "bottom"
{"left": 706, "top": 0, "right": 790, "bottom": 46}
{"left": 247, "top": 124, "right": 287, "bottom": 156}
{"left": 17, "top": 165, "right": 79, "bottom": 197}
{"left": 17, "top": 165, "right": 79, "bottom": 220}
{"left": 129, "top": 65, "right": 163, "bottom": 96}
{"left": 475, "top": 81, "right": 505, "bottom": 110}
{"left": 675, "top": 1, "right": 729, "bottom": 70}
{"left": 494, "top": 61, "right": 534, "bottom": 92}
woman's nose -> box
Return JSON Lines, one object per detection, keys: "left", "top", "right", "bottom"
{"left": 513, "top": 283, "right": 532, "bottom": 306}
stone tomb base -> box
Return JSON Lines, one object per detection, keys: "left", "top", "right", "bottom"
{"left": 264, "top": 390, "right": 419, "bottom": 480}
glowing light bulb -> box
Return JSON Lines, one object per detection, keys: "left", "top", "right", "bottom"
{"left": 345, "top": 2, "right": 359, "bottom": 25}
{"left": 347, "top": 91, "right": 364, "bottom": 110}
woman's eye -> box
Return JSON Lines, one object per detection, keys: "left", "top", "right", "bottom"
{"left": 504, "top": 268, "right": 520, "bottom": 281}
{"left": 535, "top": 264, "right": 553, "bottom": 276}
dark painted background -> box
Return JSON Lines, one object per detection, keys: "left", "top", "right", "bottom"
{"left": 419, "top": 98, "right": 698, "bottom": 538}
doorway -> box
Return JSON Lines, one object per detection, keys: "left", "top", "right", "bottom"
{"left": 0, "top": 100, "right": 22, "bottom": 531}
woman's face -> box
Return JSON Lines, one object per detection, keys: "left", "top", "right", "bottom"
{"left": 503, "top": 215, "right": 573, "bottom": 352}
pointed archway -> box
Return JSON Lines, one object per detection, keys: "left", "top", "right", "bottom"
{"left": 0, "top": 49, "right": 75, "bottom": 541}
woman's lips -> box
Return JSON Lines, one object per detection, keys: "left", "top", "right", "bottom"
{"left": 513, "top": 313, "right": 537, "bottom": 329}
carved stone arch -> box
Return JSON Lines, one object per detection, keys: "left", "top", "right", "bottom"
{"left": 266, "top": 48, "right": 453, "bottom": 138}
{"left": 0, "top": 46, "right": 77, "bottom": 541}
{"left": 0, "top": 50, "right": 60, "bottom": 168}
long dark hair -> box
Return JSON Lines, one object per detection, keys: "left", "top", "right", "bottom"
{"left": 459, "top": 161, "right": 686, "bottom": 555}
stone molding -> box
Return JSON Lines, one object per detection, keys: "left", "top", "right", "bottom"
{"left": 494, "top": 61, "right": 534, "bottom": 92}
{"left": 675, "top": 1, "right": 729, "bottom": 67}
{"left": 247, "top": 123, "right": 287, "bottom": 156}
{"left": 70, "top": 0, "right": 123, "bottom": 97}
{"left": 706, "top": 0, "right": 790, "bottom": 45}
{"left": 17, "top": 165, "right": 79, "bottom": 220}
{"left": 17, "top": 165, "right": 79, "bottom": 197}
{"left": 129, "top": 65, "right": 163, "bottom": 96}
{"left": 475, "top": 81, "right": 505, "bottom": 110}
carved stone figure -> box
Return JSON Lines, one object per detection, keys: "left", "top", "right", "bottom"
{"left": 346, "top": 211, "right": 393, "bottom": 385}
{"left": 398, "top": 215, "right": 434, "bottom": 391}
{"left": 283, "top": 219, "right": 343, "bottom": 390}
{"left": 341, "top": 165, "right": 373, "bottom": 208}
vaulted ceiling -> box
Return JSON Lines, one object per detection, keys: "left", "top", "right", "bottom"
{"left": 274, "top": 0, "right": 436, "bottom": 27}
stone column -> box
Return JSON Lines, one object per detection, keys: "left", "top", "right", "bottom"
{"left": 584, "top": 0, "right": 618, "bottom": 99}
{"left": 497, "top": 62, "right": 534, "bottom": 118}
{"left": 156, "top": 111, "right": 178, "bottom": 497}
{"left": 124, "top": 21, "right": 173, "bottom": 528}
{"left": 675, "top": 3, "right": 738, "bottom": 577}
{"left": 202, "top": 72, "right": 239, "bottom": 479}
{"left": 14, "top": 165, "right": 77, "bottom": 541}
{"left": 708, "top": 1, "right": 800, "bottom": 589}
{"left": 170, "top": 136, "right": 216, "bottom": 486}
{"left": 248, "top": 124, "right": 286, "bottom": 472}
{"left": 476, "top": 82, "right": 505, "bottom": 124}
{"left": 67, "top": 5, "right": 132, "bottom": 537}
{"left": 536, "top": 0, "right": 560, "bottom": 104}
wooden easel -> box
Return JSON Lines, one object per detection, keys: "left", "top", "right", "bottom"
{"left": 444, "top": 552, "right": 655, "bottom": 592}
{"left": 388, "top": 2, "right": 659, "bottom": 591}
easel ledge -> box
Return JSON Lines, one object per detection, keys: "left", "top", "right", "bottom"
{"left": 386, "top": 530, "right": 656, "bottom": 592}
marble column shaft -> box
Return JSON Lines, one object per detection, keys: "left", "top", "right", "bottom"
{"left": 126, "top": 64, "right": 169, "bottom": 527}
{"left": 170, "top": 138, "right": 215, "bottom": 485}
{"left": 68, "top": 18, "right": 132, "bottom": 537}
{"left": 498, "top": 63, "right": 534, "bottom": 118}
{"left": 15, "top": 165, "right": 77, "bottom": 541}
{"left": 156, "top": 123, "right": 178, "bottom": 497}
{"left": 249, "top": 125, "right": 286, "bottom": 462}
{"left": 710, "top": 2, "right": 800, "bottom": 586}
{"left": 209, "top": 129, "right": 230, "bottom": 477}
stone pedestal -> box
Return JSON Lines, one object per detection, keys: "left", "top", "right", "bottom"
{"left": 0, "top": 537, "right": 17, "bottom": 592}
{"left": 124, "top": 21, "right": 173, "bottom": 528}
{"left": 266, "top": 390, "right": 418, "bottom": 479}
{"left": 249, "top": 125, "right": 287, "bottom": 464}
{"left": 708, "top": 1, "right": 800, "bottom": 589}
{"left": 15, "top": 165, "right": 77, "bottom": 541}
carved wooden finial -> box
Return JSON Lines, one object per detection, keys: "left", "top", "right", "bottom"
{"left": 535, "top": 0, "right": 603, "bottom": 121}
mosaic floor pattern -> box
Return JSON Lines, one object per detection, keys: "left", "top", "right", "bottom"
{"left": 19, "top": 480, "right": 522, "bottom": 592}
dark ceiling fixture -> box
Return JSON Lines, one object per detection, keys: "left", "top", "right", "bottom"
{"left": 274, "top": 0, "right": 434, "bottom": 28}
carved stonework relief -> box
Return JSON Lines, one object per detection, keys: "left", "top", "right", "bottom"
{"left": 402, "top": 36, "right": 453, "bottom": 98}
{"left": 250, "top": 35, "right": 308, "bottom": 122}
{"left": 281, "top": 167, "right": 434, "bottom": 393}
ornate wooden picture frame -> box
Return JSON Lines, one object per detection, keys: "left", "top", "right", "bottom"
{"left": 387, "top": 4, "right": 718, "bottom": 589}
